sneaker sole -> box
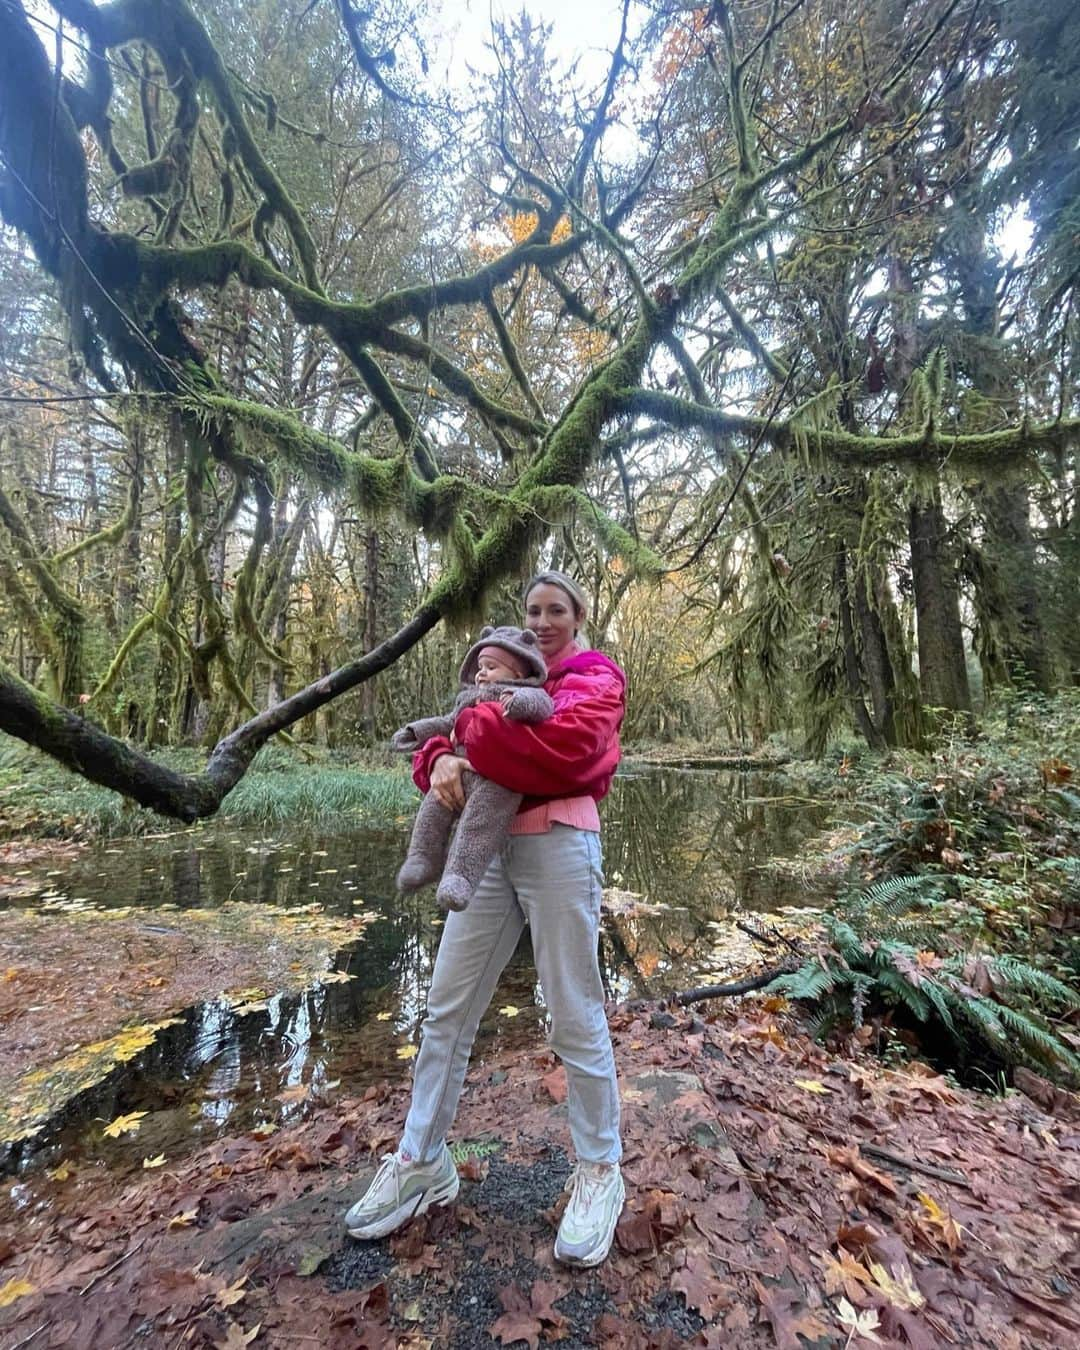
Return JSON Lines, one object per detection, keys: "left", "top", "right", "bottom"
{"left": 346, "top": 1169, "right": 460, "bottom": 1240}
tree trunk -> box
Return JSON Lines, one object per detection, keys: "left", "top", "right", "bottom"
{"left": 361, "top": 527, "right": 379, "bottom": 742}
{"left": 148, "top": 413, "right": 185, "bottom": 747}
{"left": 908, "top": 489, "right": 972, "bottom": 716}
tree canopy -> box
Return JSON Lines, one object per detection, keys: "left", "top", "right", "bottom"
{"left": 0, "top": 0, "right": 1076, "bottom": 815}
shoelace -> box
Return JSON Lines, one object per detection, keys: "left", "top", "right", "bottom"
{"left": 369, "top": 1151, "right": 404, "bottom": 1205}
{"left": 567, "top": 1165, "right": 609, "bottom": 1217}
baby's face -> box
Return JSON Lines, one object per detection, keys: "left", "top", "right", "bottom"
{"left": 475, "top": 653, "right": 520, "bottom": 684}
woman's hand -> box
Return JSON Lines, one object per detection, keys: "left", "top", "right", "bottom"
{"left": 430, "top": 753, "right": 471, "bottom": 811}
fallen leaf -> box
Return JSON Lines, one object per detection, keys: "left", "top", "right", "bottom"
{"left": 168, "top": 1207, "right": 199, "bottom": 1230}
{"left": 276, "top": 1083, "right": 311, "bottom": 1104}
{"left": 540, "top": 1065, "right": 567, "bottom": 1103}
{"left": 795, "top": 1079, "right": 832, "bottom": 1095}
{"left": 319, "top": 971, "right": 354, "bottom": 984}
{"left": 215, "top": 1323, "right": 261, "bottom": 1349}
{"left": 48, "top": 1162, "right": 72, "bottom": 1181}
{"left": 216, "top": 1275, "right": 248, "bottom": 1309}
{"left": 835, "top": 1296, "right": 882, "bottom": 1343}
{"left": 499, "top": 1005, "right": 520, "bottom": 1017}
{"left": 396, "top": 1045, "right": 418, "bottom": 1060}
{"left": 102, "top": 1110, "right": 147, "bottom": 1138}
{"left": 0, "top": 1277, "right": 36, "bottom": 1307}
{"left": 142, "top": 1154, "right": 166, "bottom": 1169}
{"left": 913, "top": 1192, "right": 964, "bottom": 1252}
{"left": 866, "top": 1260, "right": 925, "bottom": 1310}
{"left": 296, "top": 1247, "right": 330, "bottom": 1277}
{"left": 375, "top": 1012, "right": 392, "bottom": 1021}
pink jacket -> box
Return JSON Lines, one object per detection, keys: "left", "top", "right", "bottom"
{"left": 412, "top": 648, "right": 626, "bottom": 810}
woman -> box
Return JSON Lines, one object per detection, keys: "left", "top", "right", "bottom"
{"left": 344, "top": 571, "right": 626, "bottom": 1267}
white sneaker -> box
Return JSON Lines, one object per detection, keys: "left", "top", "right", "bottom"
{"left": 344, "top": 1143, "right": 460, "bottom": 1240}
{"left": 554, "top": 1161, "right": 624, "bottom": 1267}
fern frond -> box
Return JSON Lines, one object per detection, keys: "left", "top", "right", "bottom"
{"left": 988, "top": 956, "right": 1080, "bottom": 1010}
{"left": 993, "top": 1003, "right": 1080, "bottom": 1073}
{"left": 767, "top": 963, "right": 837, "bottom": 1001}
{"left": 875, "top": 968, "right": 932, "bottom": 1020}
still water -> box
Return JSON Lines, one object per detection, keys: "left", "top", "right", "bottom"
{"left": 3, "top": 767, "right": 833, "bottom": 1175}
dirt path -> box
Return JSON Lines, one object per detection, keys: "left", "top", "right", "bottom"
{"left": 1, "top": 1000, "right": 1077, "bottom": 1348}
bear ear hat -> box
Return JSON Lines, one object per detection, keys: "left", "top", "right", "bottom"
{"left": 520, "top": 630, "right": 538, "bottom": 645}
{"left": 479, "top": 625, "right": 494, "bottom": 638}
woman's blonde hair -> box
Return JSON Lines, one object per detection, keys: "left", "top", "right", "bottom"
{"left": 523, "top": 570, "right": 588, "bottom": 636}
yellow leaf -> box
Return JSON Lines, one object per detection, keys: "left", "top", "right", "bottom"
{"left": 0, "top": 1277, "right": 36, "bottom": 1308}
{"left": 250, "top": 1122, "right": 277, "bottom": 1139}
{"left": 168, "top": 1207, "right": 199, "bottom": 1229}
{"left": 102, "top": 1109, "right": 147, "bottom": 1138}
{"left": 866, "top": 1261, "right": 925, "bottom": 1310}
{"left": 216, "top": 1275, "right": 248, "bottom": 1309}
{"left": 375, "top": 1012, "right": 392, "bottom": 1021}
{"left": 48, "top": 1162, "right": 72, "bottom": 1181}
{"left": 396, "top": 1045, "right": 418, "bottom": 1060}
{"left": 498, "top": 1005, "right": 520, "bottom": 1017}
{"left": 319, "top": 971, "right": 354, "bottom": 984}
{"left": 142, "top": 1154, "right": 166, "bottom": 1169}
{"left": 215, "top": 1322, "right": 262, "bottom": 1349}
{"left": 917, "top": 1192, "right": 946, "bottom": 1223}
{"left": 794, "top": 1079, "right": 832, "bottom": 1095}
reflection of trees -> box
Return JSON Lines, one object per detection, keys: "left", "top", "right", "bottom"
{"left": 602, "top": 768, "right": 831, "bottom": 990}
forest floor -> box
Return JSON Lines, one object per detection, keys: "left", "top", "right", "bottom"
{"left": 1, "top": 997, "right": 1078, "bottom": 1350}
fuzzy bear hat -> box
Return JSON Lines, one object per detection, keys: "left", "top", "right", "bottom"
{"left": 459, "top": 625, "right": 547, "bottom": 686}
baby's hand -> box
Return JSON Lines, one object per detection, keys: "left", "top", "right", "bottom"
{"left": 499, "top": 690, "right": 515, "bottom": 714}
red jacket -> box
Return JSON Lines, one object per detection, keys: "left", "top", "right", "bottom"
{"left": 412, "top": 648, "right": 625, "bottom": 807}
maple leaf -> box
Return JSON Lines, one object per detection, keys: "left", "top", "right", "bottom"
{"left": 102, "top": 1109, "right": 147, "bottom": 1138}
{"left": 835, "top": 1297, "right": 882, "bottom": 1344}
{"left": 913, "top": 1192, "right": 965, "bottom": 1252}
{"left": 866, "top": 1261, "right": 925, "bottom": 1310}
{"left": 540, "top": 1065, "right": 568, "bottom": 1103}
{"left": 490, "top": 1284, "right": 542, "bottom": 1350}
{"left": 794, "top": 1079, "right": 832, "bottom": 1095}
{"left": 216, "top": 1275, "right": 248, "bottom": 1309}
{"left": 498, "top": 1005, "right": 520, "bottom": 1017}
{"left": 319, "top": 971, "right": 354, "bottom": 984}
{"left": 396, "top": 1045, "right": 418, "bottom": 1060}
{"left": 214, "top": 1322, "right": 261, "bottom": 1349}
{"left": 0, "top": 1277, "right": 36, "bottom": 1308}
{"left": 168, "top": 1207, "right": 199, "bottom": 1229}
{"left": 142, "top": 1153, "right": 166, "bottom": 1169}
{"left": 818, "top": 1249, "right": 875, "bottom": 1302}
{"left": 375, "top": 1011, "right": 392, "bottom": 1021}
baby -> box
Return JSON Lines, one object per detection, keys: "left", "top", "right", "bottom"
{"left": 391, "top": 625, "right": 554, "bottom": 912}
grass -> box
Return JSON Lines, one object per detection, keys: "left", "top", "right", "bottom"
{"left": 0, "top": 740, "right": 419, "bottom": 840}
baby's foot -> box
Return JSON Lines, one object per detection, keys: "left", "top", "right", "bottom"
{"left": 436, "top": 875, "right": 472, "bottom": 912}
{"left": 397, "top": 857, "right": 440, "bottom": 893}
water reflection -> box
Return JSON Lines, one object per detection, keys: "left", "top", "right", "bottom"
{"left": 4, "top": 768, "right": 831, "bottom": 1175}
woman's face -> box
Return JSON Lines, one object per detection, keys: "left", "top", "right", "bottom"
{"left": 524, "top": 583, "right": 581, "bottom": 658}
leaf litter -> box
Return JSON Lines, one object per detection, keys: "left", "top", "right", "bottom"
{"left": 0, "top": 901, "right": 374, "bottom": 1147}
{"left": 0, "top": 997, "right": 1077, "bottom": 1347}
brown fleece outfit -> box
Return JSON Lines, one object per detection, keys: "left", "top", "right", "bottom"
{"left": 390, "top": 626, "right": 554, "bottom": 912}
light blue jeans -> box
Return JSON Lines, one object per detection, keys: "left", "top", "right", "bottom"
{"left": 400, "top": 825, "right": 622, "bottom": 1165}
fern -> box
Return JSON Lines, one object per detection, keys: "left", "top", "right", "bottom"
{"left": 993, "top": 1003, "right": 1080, "bottom": 1073}
{"left": 986, "top": 955, "right": 1079, "bottom": 1009}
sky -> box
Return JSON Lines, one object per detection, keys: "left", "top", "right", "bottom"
{"left": 434, "top": 0, "right": 634, "bottom": 89}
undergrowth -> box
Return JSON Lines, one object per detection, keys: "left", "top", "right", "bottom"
{"left": 769, "top": 690, "right": 1080, "bottom": 1085}
{"left": 0, "top": 741, "right": 417, "bottom": 840}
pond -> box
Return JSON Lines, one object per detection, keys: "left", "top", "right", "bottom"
{"left": 2, "top": 766, "right": 837, "bottom": 1181}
